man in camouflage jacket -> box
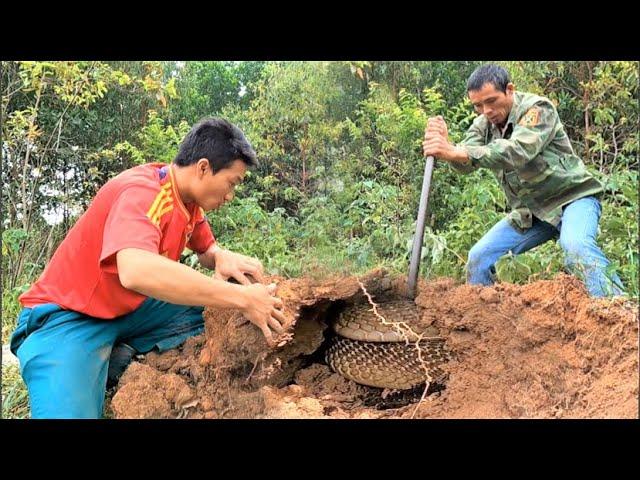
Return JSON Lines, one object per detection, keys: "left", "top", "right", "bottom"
{"left": 422, "top": 64, "right": 624, "bottom": 297}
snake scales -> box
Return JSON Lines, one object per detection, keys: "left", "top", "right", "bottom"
{"left": 325, "top": 300, "right": 450, "bottom": 390}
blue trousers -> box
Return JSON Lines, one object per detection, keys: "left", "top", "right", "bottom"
{"left": 466, "top": 196, "right": 625, "bottom": 297}
{"left": 10, "top": 298, "right": 204, "bottom": 419}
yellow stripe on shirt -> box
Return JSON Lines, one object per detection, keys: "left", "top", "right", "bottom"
{"left": 146, "top": 182, "right": 172, "bottom": 221}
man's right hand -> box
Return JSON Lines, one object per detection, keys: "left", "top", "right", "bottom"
{"left": 422, "top": 115, "right": 470, "bottom": 164}
{"left": 241, "top": 283, "right": 286, "bottom": 346}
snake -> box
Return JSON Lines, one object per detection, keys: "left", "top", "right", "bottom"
{"left": 325, "top": 300, "right": 450, "bottom": 390}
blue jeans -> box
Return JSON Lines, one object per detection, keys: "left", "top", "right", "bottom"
{"left": 466, "top": 196, "right": 625, "bottom": 297}
{"left": 10, "top": 298, "right": 204, "bottom": 419}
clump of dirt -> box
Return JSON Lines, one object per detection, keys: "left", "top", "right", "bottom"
{"left": 110, "top": 269, "right": 638, "bottom": 419}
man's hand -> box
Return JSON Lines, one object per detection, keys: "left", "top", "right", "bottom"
{"left": 213, "top": 248, "right": 266, "bottom": 285}
{"left": 242, "top": 283, "right": 286, "bottom": 346}
{"left": 423, "top": 116, "right": 470, "bottom": 165}
{"left": 426, "top": 115, "right": 449, "bottom": 141}
{"left": 422, "top": 135, "right": 465, "bottom": 161}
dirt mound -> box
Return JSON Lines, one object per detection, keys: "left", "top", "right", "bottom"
{"left": 110, "top": 270, "right": 638, "bottom": 419}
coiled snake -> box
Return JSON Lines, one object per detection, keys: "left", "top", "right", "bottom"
{"left": 325, "top": 300, "right": 450, "bottom": 390}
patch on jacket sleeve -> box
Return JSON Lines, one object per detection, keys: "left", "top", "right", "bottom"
{"left": 518, "top": 107, "right": 541, "bottom": 128}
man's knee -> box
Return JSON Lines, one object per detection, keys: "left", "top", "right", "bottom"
{"left": 29, "top": 386, "right": 103, "bottom": 419}
{"left": 20, "top": 341, "right": 110, "bottom": 418}
{"left": 467, "top": 241, "right": 490, "bottom": 270}
{"left": 559, "top": 237, "right": 595, "bottom": 264}
{"left": 465, "top": 245, "right": 489, "bottom": 282}
{"left": 23, "top": 364, "right": 107, "bottom": 419}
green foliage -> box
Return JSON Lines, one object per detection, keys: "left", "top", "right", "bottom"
{"left": 1, "top": 364, "right": 30, "bottom": 419}
{"left": 2, "top": 283, "right": 27, "bottom": 342}
{"left": 237, "top": 62, "right": 348, "bottom": 208}
{"left": 136, "top": 110, "right": 190, "bottom": 163}
{"left": 598, "top": 169, "right": 639, "bottom": 297}
{"left": 206, "top": 194, "right": 301, "bottom": 276}
{"left": 166, "top": 61, "right": 266, "bottom": 125}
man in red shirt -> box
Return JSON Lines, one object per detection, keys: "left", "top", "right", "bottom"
{"left": 10, "top": 117, "right": 287, "bottom": 418}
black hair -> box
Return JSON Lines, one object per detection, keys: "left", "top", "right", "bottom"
{"left": 173, "top": 117, "right": 258, "bottom": 171}
{"left": 467, "top": 64, "right": 510, "bottom": 93}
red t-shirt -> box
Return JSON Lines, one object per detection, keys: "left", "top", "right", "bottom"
{"left": 20, "top": 163, "right": 216, "bottom": 319}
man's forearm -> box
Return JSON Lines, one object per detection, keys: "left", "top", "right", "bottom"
{"left": 448, "top": 145, "right": 471, "bottom": 165}
{"left": 117, "top": 248, "right": 247, "bottom": 309}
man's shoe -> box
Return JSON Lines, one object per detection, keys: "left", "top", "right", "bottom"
{"left": 107, "top": 343, "right": 137, "bottom": 389}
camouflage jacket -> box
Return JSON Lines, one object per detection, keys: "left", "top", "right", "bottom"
{"left": 452, "top": 91, "right": 603, "bottom": 230}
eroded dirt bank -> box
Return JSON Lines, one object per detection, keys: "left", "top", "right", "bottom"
{"left": 110, "top": 270, "right": 638, "bottom": 419}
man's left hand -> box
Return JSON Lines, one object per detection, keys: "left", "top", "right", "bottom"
{"left": 213, "top": 249, "right": 266, "bottom": 285}
{"left": 199, "top": 244, "right": 266, "bottom": 284}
